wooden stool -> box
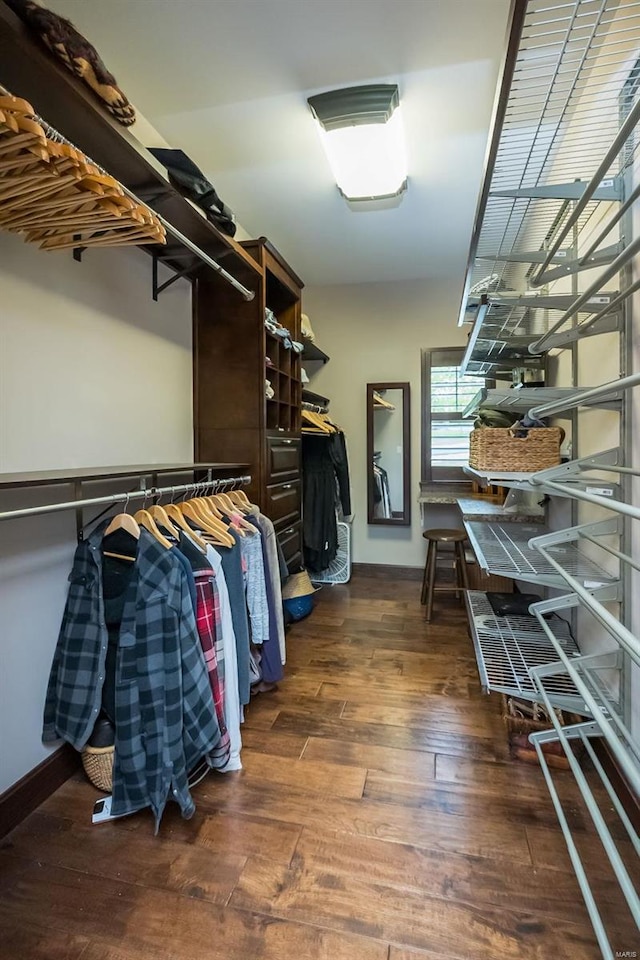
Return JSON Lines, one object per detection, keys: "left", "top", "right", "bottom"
{"left": 420, "top": 528, "right": 470, "bottom": 622}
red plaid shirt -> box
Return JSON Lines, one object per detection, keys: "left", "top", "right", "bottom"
{"left": 194, "top": 570, "right": 230, "bottom": 769}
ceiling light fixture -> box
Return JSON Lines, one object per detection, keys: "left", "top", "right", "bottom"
{"left": 307, "top": 84, "right": 407, "bottom": 202}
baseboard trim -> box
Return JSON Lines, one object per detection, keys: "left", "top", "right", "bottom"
{"left": 0, "top": 744, "right": 80, "bottom": 839}
{"left": 352, "top": 563, "right": 423, "bottom": 581}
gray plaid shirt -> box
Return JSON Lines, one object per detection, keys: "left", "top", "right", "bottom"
{"left": 43, "top": 524, "right": 222, "bottom": 829}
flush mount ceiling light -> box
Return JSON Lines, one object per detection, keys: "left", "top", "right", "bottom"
{"left": 307, "top": 84, "right": 407, "bottom": 202}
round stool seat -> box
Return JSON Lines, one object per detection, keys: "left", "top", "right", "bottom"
{"left": 422, "top": 528, "right": 466, "bottom": 543}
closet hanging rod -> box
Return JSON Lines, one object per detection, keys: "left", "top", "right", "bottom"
{"left": 528, "top": 238, "right": 640, "bottom": 354}
{"left": 0, "top": 475, "right": 252, "bottom": 524}
{"left": 145, "top": 212, "right": 254, "bottom": 301}
{"left": 529, "top": 94, "right": 640, "bottom": 288}
{"left": 0, "top": 83, "right": 255, "bottom": 303}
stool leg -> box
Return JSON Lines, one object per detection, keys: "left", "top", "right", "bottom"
{"left": 420, "top": 542, "right": 431, "bottom": 605}
{"left": 425, "top": 541, "right": 438, "bottom": 623}
{"left": 455, "top": 541, "right": 470, "bottom": 595}
{"left": 420, "top": 540, "right": 432, "bottom": 606}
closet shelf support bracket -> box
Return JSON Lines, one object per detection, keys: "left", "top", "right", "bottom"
{"left": 490, "top": 176, "right": 623, "bottom": 202}
{"left": 152, "top": 254, "right": 199, "bottom": 301}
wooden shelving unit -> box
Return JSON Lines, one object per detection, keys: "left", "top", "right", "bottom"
{"left": 0, "top": 2, "right": 261, "bottom": 293}
{"left": 194, "top": 237, "right": 304, "bottom": 570}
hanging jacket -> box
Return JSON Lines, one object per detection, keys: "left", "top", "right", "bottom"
{"left": 43, "top": 523, "right": 222, "bottom": 830}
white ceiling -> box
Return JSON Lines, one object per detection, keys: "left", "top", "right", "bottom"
{"left": 49, "top": 0, "right": 512, "bottom": 287}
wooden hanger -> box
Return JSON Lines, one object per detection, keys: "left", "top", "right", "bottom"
{"left": 147, "top": 504, "right": 180, "bottom": 539}
{"left": 177, "top": 499, "right": 235, "bottom": 547}
{"left": 191, "top": 497, "right": 238, "bottom": 545}
{"left": 302, "top": 410, "right": 334, "bottom": 433}
{"left": 228, "top": 489, "right": 252, "bottom": 512}
{"left": 197, "top": 494, "right": 225, "bottom": 520}
{"left": 164, "top": 503, "right": 207, "bottom": 551}
{"left": 0, "top": 102, "right": 167, "bottom": 252}
{"left": 104, "top": 511, "right": 140, "bottom": 540}
{"left": 134, "top": 509, "right": 172, "bottom": 549}
{"left": 207, "top": 493, "right": 253, "bottom": 535}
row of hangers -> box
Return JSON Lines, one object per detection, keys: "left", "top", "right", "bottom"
{"left": 0, "top": 92, "right": 166, "bottom": 251}
{"left": 102, "top": 483, "right": 256, "bottom": 561}
{"left": 302, "top": 408, "right": 340, "bottom": 435}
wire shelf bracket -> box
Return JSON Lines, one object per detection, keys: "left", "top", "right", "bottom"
{"left": 489, "top": 177, "right": 623, "bottom": 203}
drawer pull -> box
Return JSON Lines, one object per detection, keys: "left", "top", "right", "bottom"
{"left": 282, "top": 483, "right": 292, "bottom": 490}
{"left": 284, "top": 528, "right": 294, "bottom": 535}
{"left": 282, "top": 439, "right": 293, "bottom": 445}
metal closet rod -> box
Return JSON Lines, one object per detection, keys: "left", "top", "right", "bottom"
{"left": 135, "top": 205, "right": 255, "bottom": 302}
{"left": 0, "top": 475, "right": 252, "bottom": 524}
{"left": 528, "top": 236, "right": 640, "bottom": 354}
{"left": 0, "top": 82, "right": 256, "bottom": 304}
{"left": 529, "top": 94, "right": 640, "bottom": 287}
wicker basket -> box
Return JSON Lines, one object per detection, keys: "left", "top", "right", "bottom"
{"left": 81, "top": 744, "right": 114, "bottom": 792}
{"left": 469, "top": 427, "right": 561, "bottom": 472}
{"left": 501, "top": 695, "right": 583, "bottom": 769}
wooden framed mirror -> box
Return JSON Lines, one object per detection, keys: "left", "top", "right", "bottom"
{"left": 367, "top": 382, "right": 411, "bottom": 526}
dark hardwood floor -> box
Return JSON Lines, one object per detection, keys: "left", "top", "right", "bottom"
{"left": 0, "top": 574, "right": 635, "bottom": 959}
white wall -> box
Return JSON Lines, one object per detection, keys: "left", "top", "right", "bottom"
{"left": 303, "top": 279, "right": 467, "bottom": 568}
{"left": 0, "top": 232, "right": 193, "bottom": 793}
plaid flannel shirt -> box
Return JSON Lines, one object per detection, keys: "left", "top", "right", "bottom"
{"left": 193, "top": 569, "right": 230, "bottom": 769}
{"left": 43, "top": 524, "right": 222, "bottom": 829}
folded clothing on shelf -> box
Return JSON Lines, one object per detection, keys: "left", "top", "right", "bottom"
{"left": 148, "top": 147, "right": 236, "bottom": 236}
{"left": 301, "top": 312, "right": 316, "bottom": 341}
{"left": 487, "top": 593, "right": 541, "bottom": 617}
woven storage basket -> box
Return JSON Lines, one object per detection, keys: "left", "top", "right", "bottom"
{"left": 469, "top": 427, "right": 561, "bottom": 472}
{"left": 501, "top": 695, "right": 584, "bottom": 770}
{"left": 81, "top": 744, "right": 114, "bottom": 792}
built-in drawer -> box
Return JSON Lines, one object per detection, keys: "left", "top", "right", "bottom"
{"left": 265, "top": 435, "right": 301, "bottom": 483}
{"left": 264, "top": 478, "right": 301, "bottom": 526}
{"left": 276, "top": 520, "right": 303, "bottom": 574}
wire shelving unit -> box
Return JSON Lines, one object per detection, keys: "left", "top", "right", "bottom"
{"left": 456, "top": 1, "right": 640, "bottom": 954}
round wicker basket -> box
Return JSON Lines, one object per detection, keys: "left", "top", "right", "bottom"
{"left": 81, "top": 744, "right": 114, "bottom": 792}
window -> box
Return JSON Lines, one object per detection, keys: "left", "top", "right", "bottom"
{"left": 421, "top": 347, "right": 484, "bottom": 482}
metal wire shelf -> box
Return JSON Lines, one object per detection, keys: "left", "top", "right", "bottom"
{"left": 464, "top": 590, "right": 584, "bottom": 710}
{"left": 464, "top": 520, "right": 616, "bottom": 587}
{"left": 461, "top": 291, "right": 621, "bottom": 376}
{"left": 462, "top": 384, "right": 623, "bottom": 419}
{"left": 458, "top": 0, "right": 640, "bottom": 362}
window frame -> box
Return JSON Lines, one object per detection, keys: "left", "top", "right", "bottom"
{"left": 421, "top": 347, "right": 487, "bottom": 484}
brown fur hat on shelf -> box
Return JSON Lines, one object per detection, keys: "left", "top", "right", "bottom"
{"left": 5, "top": 0, "right": 136, "bottom": 126}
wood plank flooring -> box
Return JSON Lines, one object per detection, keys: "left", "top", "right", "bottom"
{"left": 0, "top": 574, "right": 636, "bottom": 959}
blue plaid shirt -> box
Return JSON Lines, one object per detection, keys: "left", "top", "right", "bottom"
{"left": 43, "top": 524, "right": 222, "bottom": 829}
